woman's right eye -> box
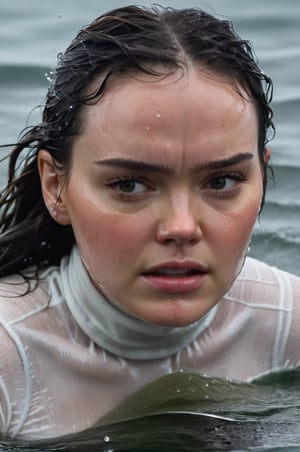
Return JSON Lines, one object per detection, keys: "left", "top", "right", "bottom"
{"left": 105, "top": 176, "right": 149, "bottom": 195}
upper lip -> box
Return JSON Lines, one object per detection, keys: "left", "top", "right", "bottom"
{"left": 143, "top": 260, "right": 208, "bottom": 274}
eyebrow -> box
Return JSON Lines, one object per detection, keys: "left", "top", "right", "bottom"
{"left": 94, "top": 152, "right": 254, "bottom": 173}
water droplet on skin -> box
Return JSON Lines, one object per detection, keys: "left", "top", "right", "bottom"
{"left": 103, "top": 435, "right": 110, "bottom": 442}
{"left": 155, "top": 112, "right": 161, "bottom": 118}
{"left": 146, "top": 124, "right": 151, "bottom": 131}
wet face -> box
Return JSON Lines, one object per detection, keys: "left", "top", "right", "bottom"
{"left": 59, "top": 69, "right": 264, "bottom": 327}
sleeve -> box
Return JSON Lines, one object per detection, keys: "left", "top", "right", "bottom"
{"left": 283, "top": 271, "right": 300, "bottom": 367}
{"left": 0, "top": 316, "right": 28, "bottom": 438}
{"left": 0, "top": 376, "right": 11, "bottom": 436}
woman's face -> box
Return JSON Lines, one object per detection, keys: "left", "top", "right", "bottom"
{"left": 59, "top": 69, "right": 265, "bottom": 327}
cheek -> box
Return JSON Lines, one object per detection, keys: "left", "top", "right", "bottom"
{"left": 211, "top": 200, "right": 259, "bottom": 256}
{"left": 72, "top": 206, "right": 152, "bottom": 266}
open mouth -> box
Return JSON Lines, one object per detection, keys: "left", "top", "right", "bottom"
{"left": 142, "top": 260, "right": 209, "bottom": 293}
{"left": 142, "top": 264, "right": 207, "bottom": 293}
{"left": 147, "top": 268, "right": 204, "bottom": 277}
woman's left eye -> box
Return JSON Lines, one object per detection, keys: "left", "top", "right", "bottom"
{"left": 208, "top": 173, "right": 247, "bottom": 191}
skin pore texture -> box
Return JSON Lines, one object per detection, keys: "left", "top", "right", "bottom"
{"left": 39, "top": 68, "right": 268, "bottom": 328}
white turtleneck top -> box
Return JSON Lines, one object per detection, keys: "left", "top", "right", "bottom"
{"left": 0, "top": 246, "right": 299, "bottom": 439}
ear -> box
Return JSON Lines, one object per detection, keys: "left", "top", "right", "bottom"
{"left": 38, "top": 150, "right": 71, "bottom": 225}
{"left": 264, "top": 147, "right": 271, "bottom": 164}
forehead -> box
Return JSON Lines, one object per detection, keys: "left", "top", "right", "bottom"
{"left": 75, "top": 68, "right": 258, "bottom": 166}
{"left": 84, "top": 69, "right": 256, "bottom": 130}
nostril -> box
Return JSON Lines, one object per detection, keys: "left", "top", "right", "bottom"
{"left": 156, "top": 221, "right": 202, "bottom": 245}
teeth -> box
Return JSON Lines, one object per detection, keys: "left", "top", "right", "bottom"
{"left": 155, "top": 269, "right": 197, "bottom": 276}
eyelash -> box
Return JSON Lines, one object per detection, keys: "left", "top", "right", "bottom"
{"left": 207, "top": 172, "right": 248, "bottom": 189}
{"left": 105, "top": 175, "right": 149, "bottom": 195}
{"left": 104, "top": 171, "right": 248, "bottom": 199}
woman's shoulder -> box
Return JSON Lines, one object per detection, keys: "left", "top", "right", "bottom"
{"left": 241, "top": 256, "right": 299, "bottom": 281}
{"left": 237, "top": 256, "right": 300, "bottom": 290}
{"left": 227, "top": 256, "right": 300, "bottom": 310}
{"left": 237, "top": 258, "right": 300, "bottom": 370}
{"left": 0, "top": 272, "right": 50, "bottom": 325}
{"left": 0, "top": 272, "right": 52, "bottom": 438}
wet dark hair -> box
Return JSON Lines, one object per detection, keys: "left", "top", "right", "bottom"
{"left": 0, "top": 4, "right": 274, "bottom": 277}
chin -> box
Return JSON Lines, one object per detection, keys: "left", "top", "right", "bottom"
{"left": 145, "top": 310, "right": 204, "bottom": 328}
{"left": 132, "top": 297, "right": 213, "bottom": 328}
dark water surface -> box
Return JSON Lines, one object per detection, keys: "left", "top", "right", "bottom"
{"left": 1, "top": 369, "right": 300, "bottom": 451}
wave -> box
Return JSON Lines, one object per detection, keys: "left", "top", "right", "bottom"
{"left": 250, "top": 231, "right": 300, "bottom": 276}
{"left": 273, "top": 93, "right": 300, "bottom": 105}
{"left": 0, "top": 63, "right": 50, "bottom": 87}
{"left": 2, "top": 369, "right": 300, "bottom": 451}
{"left": 263, "top": 198, "right": 300, "bottom": 210}
{"left": 253, "top": 228, "right": 300, "bottom": 246}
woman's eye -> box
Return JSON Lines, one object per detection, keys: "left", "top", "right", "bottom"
{"left": 209, "top": 177, "right": 235, "bottom": 191}
{"left": 208, "top": 173, "right": 247, "bottom": 192}
{"left": 106, "top": 177, "right": 148, "bottom": 195}
{"left": 118, "top": 179, "right": 146, "bottom": 193}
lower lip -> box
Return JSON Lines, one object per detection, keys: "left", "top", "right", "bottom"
{"left": 142, "top": 273, "right": 207, "bottom": 293}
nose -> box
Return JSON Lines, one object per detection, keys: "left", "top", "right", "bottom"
{"left": 156, "top": 192, "right": 202, "bottom": 246}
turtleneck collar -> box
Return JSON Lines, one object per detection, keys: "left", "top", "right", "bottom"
{"left": 51, "top": 246, "right": 217, "bottom": 360}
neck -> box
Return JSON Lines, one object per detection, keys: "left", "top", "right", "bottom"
{"left": 50, "top": 246, "right": 218, "bottom": 360}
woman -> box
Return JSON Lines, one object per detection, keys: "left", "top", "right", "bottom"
{"left": 0, "top": 5, "right": 299, "bottom": 440}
